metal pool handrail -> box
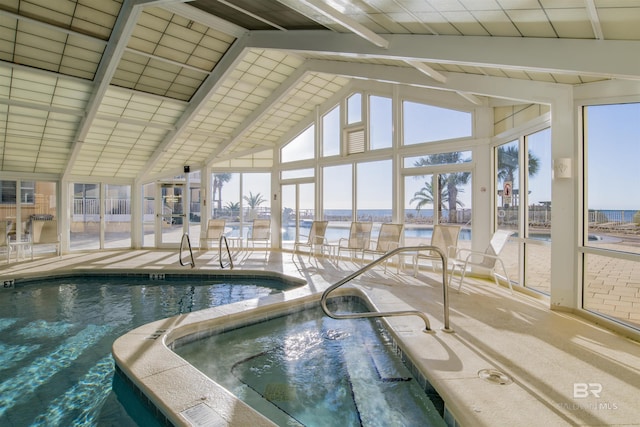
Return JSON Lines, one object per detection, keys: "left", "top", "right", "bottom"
{"left": 219, "top": 235, "right": 234, "bottom": 269}
{"left": 179, "top": 233, "right": 195, "bottom": 268}
{"left": 320, "top": 246, "right": 453, "bottom": 333}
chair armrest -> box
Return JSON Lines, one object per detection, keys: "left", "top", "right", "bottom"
{"left": 462, "top": 250, "right": 501, "bottom": 264}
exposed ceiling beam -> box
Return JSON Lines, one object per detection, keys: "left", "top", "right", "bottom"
{"left": 404, "top": 60, "right": 447, "bottom": 83}
{"left": 204, "top": 64, "right": 310, "bottom": 163}
{"left": 0, "top": 9, "right": 109, "bottom": 45}
{"left": 277, "top": 0, "right": 389, "bottom": 49}
{"left": 306, "top": 59, "right": 570, "bottom": 104}
{"left": 247, "top": 31, "right": 640, "bottom": 80}
{"left": 215, "top": 0, "right": 287, "bottom": 31}
{"left": 137, "top": 34, "right": 251, "bottom": 182}
{"left": 162, "top": 2, "right": 248, "bottom": 38}
{"left": 585, "top": 0, "right": 604, "bottom": 40}
{"left": 63, "top": 0, "right": 160, "bottom": 181}
{"left": 456, "top": 91, "right": 484, "bottom": 105}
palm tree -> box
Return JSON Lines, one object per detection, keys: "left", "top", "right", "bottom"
{"left": 497, "top": 145, "right": 540, "bottom": 183}
{"left": 243, "top": 191, "right": 267, "bottom": 220}
{"left": 213, "top": 173, "right": 232, "bottom": 210}
{"left": 410, "top": 177, "right": 465, "bottom": 216}
{"left": 497, "top": 145, "right": 540, "bottom": 207}
{"left": 243, "top": 191, "right": 266, "bottom": 208}
{"left": 225, "top": 201, "right": 240, "bottom": 219}
{"left": 412, "top": 153, "right": 470, "bottom": 223}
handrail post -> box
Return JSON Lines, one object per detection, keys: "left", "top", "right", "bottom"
{"left": 179, "top": 233, "right": 195, "bottom": 268}
{"left": 320, "top": 246, "right": 454, "bottom": 333}
{"left": 218, "top": 235, "right": 234, "bottom": 269}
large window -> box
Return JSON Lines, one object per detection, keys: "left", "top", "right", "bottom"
{"left": 322, "top": 105, "right": 340, "bottom": 157}
{"left": 403, "top": 152, "right": 472, "bottom": 247}
{"left": 357, "top": 159, "right": 392, "bottom": 228}
{"left": 211, "top": 172, "right": 270, "bottom": 239}
{"left": 323, "top": 164, "right": 352, "bottom": 241}
{"left": 105, "top": 184, "right": 131, "bottom": 249}
{"left": 71, "top": 183, "right": 100, "bottom": 251}
{"left": 403, "top": 101, "right": 472, "bottom": 145}
{"left": 281, "top": 125, "right": 315, "bottom": 162}
{"left": 583, "top": 103, "right": 640, "bottom": 329}
{"left": 369, "top": 95, "right": 392, "bottom": 150}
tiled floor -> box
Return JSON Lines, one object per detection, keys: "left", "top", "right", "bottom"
{"left": 2, "top": 249, "right": 639, "bottom": 426}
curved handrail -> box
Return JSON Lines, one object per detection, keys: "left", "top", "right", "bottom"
{"left": 179, "top": 233, "right": 195, "bottom": 268}
{"left": 218, "top": 235, "right": 234, "bottom": 269}
{"left": 321, "top": 245, "right": 453, "bottom": 333}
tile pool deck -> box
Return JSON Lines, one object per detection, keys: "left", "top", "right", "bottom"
{"left": 1, "top": 249, "right": 639, "bottom": 426}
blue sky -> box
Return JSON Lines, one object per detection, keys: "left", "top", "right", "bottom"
{"left": 586, "top": 103, "right": 640, "bottom": 210}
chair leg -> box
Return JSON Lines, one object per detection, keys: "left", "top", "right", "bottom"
{"left": 456, "top": 261, "right": 470, "bottom": 292}
{"left": 496, "top": 259, "right": 513, "bottom": 293}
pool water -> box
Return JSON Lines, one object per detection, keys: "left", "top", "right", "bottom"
{"left": 175, "top": 297, "right": 447, "bottom": 427}
{"left": 0, "top": 275, "right": 297, "bottom": 427}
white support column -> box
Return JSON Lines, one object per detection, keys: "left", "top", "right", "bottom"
{"left": 130, "top": 182, "right": 142, "bottom": 249}
{"left": 471, "top": 106, "right": 494, "bottom": 253}
{"left": 550, "top": 88, "right": 577, "bottom": 310}
{"left": 271, "top": 149, "right": 281, "bottom": 249}
{"left": 59, "top": 180, "right": 71, "bottom": 254}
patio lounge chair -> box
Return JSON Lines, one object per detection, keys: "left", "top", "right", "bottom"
{"left": 336, "top": 221, "right": 373, "bottom": 262}
{"left": 246, "top": 219, "right": 271, "bottom": 259}
{"left": 200, "top": 219, "right": 227, "bottom": 251}
{"left": 451, "top": 229, "right": 514, "bottom": 293}
{"left": 292, "top": 220, "right": 329, "bottom": 261}
{"left": 363, "top": 223, "right": 404, "bottom": 272}
{"left": 412, "top": 224, "right": 461, "bottom": 278}
{"left": 30, "top": 219, "right": 61, "bottom": 259}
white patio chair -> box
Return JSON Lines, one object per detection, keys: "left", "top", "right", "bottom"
{"left": 247, "top": 219, "right": 271, "bottom": 259}
{"left": 412, "top": 224, "right": 461, "bottom": 278}
{"left": 200, "top": 219, "right": 227, "bottom": 251}
{"left": 292, "top": 220, "right": 329, "bottom": 261}
{"left": 30, "top": 219, "right": 61, "bottom": 259}
{"left": 363, "top": 223, "right": 404, "bottom": 273}
{"left": 451, "top": 229, "right": 514, "bottom": 293}
{"left": 336, "top": 221, "right": 373, "bottom": 262}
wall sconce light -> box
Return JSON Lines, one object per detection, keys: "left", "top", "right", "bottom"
{"left": 553, "top": 158, "right": 571, "bottom": 179}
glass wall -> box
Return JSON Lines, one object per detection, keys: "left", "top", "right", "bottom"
{"left": 71, "top": 183, "right": 100, "bottom": 251}
{"left": 403, "top": 151, "right": 472, "bottom": 246}
{"left": 496, "top": 140, "right": 521, "bottom": 286}
{"left": 322, "top": 105, "right": 340, "bottom": 157}
{"left": 403, "top": 101, "right": 472, "bottom": 145}
{"left": 323, "top": 164, "right": 352, "bottom": 242}
{"left": 583, "top": 103, "right": 640, "bottom": 329}
{"left": 210, "top": 172, "right": 270, "bottom": 240}
{"left": 143, "top": 183, "right": 155, "bottom": 247}
{"left": 404, "top": 174, "right": 434, "bottom": 246}
{"left": 0, "top": 180, "right": 57, "bottom": 259}
{"left": 104, "top": 184, "right": 131, "bottom": 249}
{"left": 369, "top": 95, "right": 392, "bottom": 150}
{"left": 524, "top": 128, "right": 552, "bottom": 295}
{"left": 281, "top": 182, "right": 315, "bottom": 250}
{"left": 357, "top": 159, "right": 392, "bottom": 227}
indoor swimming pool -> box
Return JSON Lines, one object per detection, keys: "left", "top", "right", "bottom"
{"left": 0, "top": 273, "right": 302, "bottom": 427}
{"left": 174, "top": 296, "right": 448, "bottom": 427}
